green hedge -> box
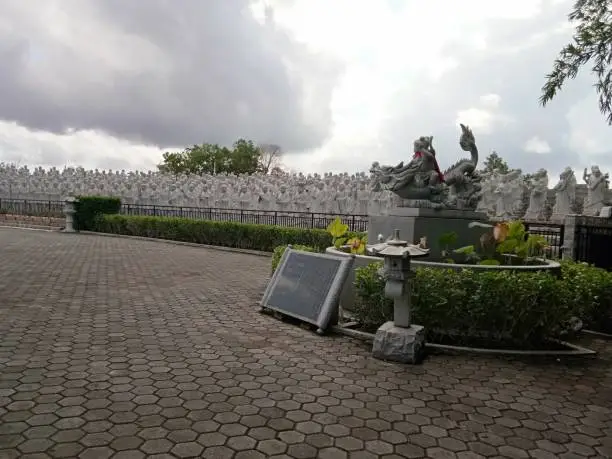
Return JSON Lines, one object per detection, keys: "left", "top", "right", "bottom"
{"left": 75, "top": 196, "right": 121, "bottom": 231}
{"left": 94, "top": 215, "right": 363, "bottom": 253}
{"left": 354, "top": 260, "right": 612, "bottom": 346}
{"left": 355, "top": 262, "right": 572, "bottom": 346}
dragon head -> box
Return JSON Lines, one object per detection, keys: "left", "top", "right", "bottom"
{"left": 459, "top": 124, "right": 475, "bottom": 151}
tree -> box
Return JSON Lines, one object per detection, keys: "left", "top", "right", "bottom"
{"left": 157, "top": 139, "right": 262, "bottom": 176}
{"left": 257, "top": 144, "right": 283, "bottom": 174}
{"left": 158, "top": 144, "right": 230, "bottom": 176}
{"left": 540, "top": 0, "right": 612, "bottom": 124}
{"left": 229, "top": 139, "right": 261, "bottom": 175}
{"left": 481, "top": 151, "right": 510, "bottom": 174}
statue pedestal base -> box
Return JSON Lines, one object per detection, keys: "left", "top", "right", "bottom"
{"left": 549, "top": 213, "right": 567, "bottom": 224}
{"left": 368, "top": 207, "right": 487, "bottom": 256}
{"left": 372, "top": 322, "right": 425, "bottom": 364}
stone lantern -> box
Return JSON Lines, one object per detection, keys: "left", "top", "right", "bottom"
{"left": 372, "top": 229, "right": 429, "bottom": 364}
{"left": 62, "top": 196, "right": 77, "bottom": 233}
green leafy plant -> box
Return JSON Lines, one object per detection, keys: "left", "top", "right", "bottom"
{"left": 455, "top": 220, "right": 549, "bottom": 266}
{"left": 453, "top": 243, "right": 482, "bottom": 264}
{"left": 438, "top": 231, "right": 458, "bottom": 262}
{"left": 495, "top": 221, "right": 548, "bottom": 261}
{"left": 326, "top": 217, "right": 367, "bottom": 254}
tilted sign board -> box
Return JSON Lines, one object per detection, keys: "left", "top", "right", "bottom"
{"left": 260, "top": 247, "right": 354, "bottom": 333}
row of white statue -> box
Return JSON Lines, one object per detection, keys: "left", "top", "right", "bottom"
{"left": 0, "top": 164, "right": 609, "bottom": 220}
{"left": 477, "top": 166, "right": 610, "bottom": 221}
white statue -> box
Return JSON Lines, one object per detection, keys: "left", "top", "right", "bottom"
{"left": 475, "top": 170, "right": 499, "bottom": 217}
{"left": 550, "top": 167, "right": 576, "bottom": 223}
{"left": 494, "top": 169, "right": 523, "bottom": 220}
{"left": 523, "top": 168, "right": 549, "bottom": 221}
{"left": 583, "top": 165, "right": 609, "bottom": 216}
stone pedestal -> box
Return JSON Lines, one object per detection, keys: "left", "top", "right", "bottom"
{"left": 372, "top": 322, "right": 425, "bottom": 364}
{"left": 368, "top": 207, "right": 487, "bottom": 256}
{"left": 549, "top": 213, "right": 566, "bottom": 224}
{"left": 62, "top": 197, "right": 77, "bottom": 233}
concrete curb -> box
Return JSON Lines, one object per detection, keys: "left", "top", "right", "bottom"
{"left": 0, "top": 224, "right": 60, "bottom": 232}
{"left": 583, "top": 329, "right": 612, "bottom": 340}
{"left": 79, "top": 231, "right": 273, "bottom": 258}
{"left": 331, "top": 325, "right": 597, "bottom": 357}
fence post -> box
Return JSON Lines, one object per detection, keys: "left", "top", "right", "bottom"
{"left": 561, "top": 215, "right": 577, "bottom": 260}
{"left": 274, "top": 211, "right": 278, "bottom": 226}
{"left": 153, "top": 205, "right": 157, "bottom": 217}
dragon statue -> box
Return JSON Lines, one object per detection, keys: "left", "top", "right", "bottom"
{"left": 370, "top": 124, "right": 482, "bottom": 209}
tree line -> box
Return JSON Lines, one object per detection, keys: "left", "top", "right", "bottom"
{"left": 158, "top": 140, "right": 284, "bottom": 176}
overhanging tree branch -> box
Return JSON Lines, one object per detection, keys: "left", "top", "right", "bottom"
{"left": 540, "top": 0, "right": 612, "bottom": 124}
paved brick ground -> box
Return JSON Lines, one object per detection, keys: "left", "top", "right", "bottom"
{"left": 0, "top": 228, "right": 611, "bottom": 459}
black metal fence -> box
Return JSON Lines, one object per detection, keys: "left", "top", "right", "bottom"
{"left": 574, "top": 223, "right": 612, "bottom": 270}
{"left": 0, "top": 199, "right": 64, "bottom": 217}
{"left": 121, "top": 204, "right": 369, "bottom": 232}
{"left": 523, "top": 221, "right": 565, "bottom": 257}
{"left": 6, "top": 199, "right": 612, "bottom": 266}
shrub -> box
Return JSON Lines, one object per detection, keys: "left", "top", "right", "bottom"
{"left": 560, "top": 259, "right": 612, "bottom": 332}
{"left": 75, "top": 196, "right": 121, "bottom": 231}
{"left": 353, "top": 263, "right": 391, "bottom": 329}
{"left": 354, "top": 262, "right": 574, "bottom": 347}
{"left": 94, "top": 215, "right": 364, "bottom": 253}
{"left": 271, "top": 245, "right": 318, "bottom": 274}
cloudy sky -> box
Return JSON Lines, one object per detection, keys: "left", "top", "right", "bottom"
{"left": 0, "top": 0, "right": 610, "bottom": 183}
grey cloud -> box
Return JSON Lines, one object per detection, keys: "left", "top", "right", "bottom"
{"left": 0, "top": 0, "right": 342, "bottom": 151}
{"left": 378, "top": 0, "right": 604, "bottom": 177}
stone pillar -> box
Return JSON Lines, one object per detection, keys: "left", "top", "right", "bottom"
{"left": 63, "top": 197, "right": 77, "bottom": 233}
{"left": 561, "top": 214, "right": 577, "bottom": 260}
{"left": 372, "top": 230, "right": 426, "bottom": 364}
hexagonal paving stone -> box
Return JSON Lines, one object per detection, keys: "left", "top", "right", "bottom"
{"left": 171, "top": 441, "right": 204, "bottom": 458}
{"left": 227, "top": 435, "right": 257, "bottom": 451}
{"left": 140, "top": 439, "right": 174, "bottom": 455}
{"left": 79, "top": 446, "right": 114, "bottom": 459}
{"left": 81, "top": 432, "right": 114, "bottom": 447}
{"left": 48, "top": 441, "right": 85, "bottom": 458}
{"left": 257, "top": 439, "right": 288, "bottom": 455}
{"left": 17, "top": 438, "right": 54, "bottom": 454}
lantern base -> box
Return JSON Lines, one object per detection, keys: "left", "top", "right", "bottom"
{"left": 372, "top": 321, "right": 425, "bottom": 364}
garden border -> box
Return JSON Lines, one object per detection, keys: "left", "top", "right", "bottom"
{"left": 582, "top": 329, "right": 612, "bottom": 340}
{"left": 330, "top": 325, "right": 597, "bottom": 356}
{"left": 0, "top": 224, "right": 59, "bottom": 232}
